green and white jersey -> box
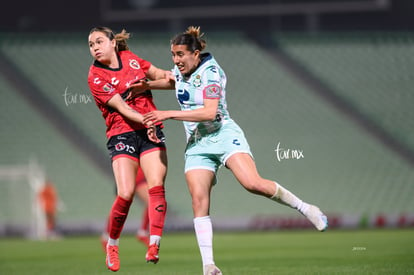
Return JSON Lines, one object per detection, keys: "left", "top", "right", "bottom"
{"left": 173, "top": 53, "right": 231, "bottom": 142}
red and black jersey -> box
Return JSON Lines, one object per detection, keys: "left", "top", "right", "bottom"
{"left": 88, "top": 50, "right": 162, "bottom": 138}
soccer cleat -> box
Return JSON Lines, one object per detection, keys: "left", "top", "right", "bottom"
{"left": 146, "top": 243, "right": 160, "bottom": 264}
{"left": 204, "top": 264, "right": 222, "bottom": 275}
{"left": 106, "top": 245, "right": 120, "bottom": 272}
{"left": 303, "top": 204, "right": 328, "bottom": 232}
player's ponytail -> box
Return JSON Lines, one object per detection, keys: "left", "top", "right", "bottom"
{"left": 171, "top": 26, "right": 206, "bottom": 52}
{"left": 89, "top": 27, "right": 130, "bottom": 52}
{"left": 114, "top": 29, "right": 130, "bottom": 52}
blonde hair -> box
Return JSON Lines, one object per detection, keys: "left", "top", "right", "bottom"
{"left": 171, "top": 26, "right": 206, "bottom": 52}
{"left": 89, "top": 27, "right": 130, "bottom": 52}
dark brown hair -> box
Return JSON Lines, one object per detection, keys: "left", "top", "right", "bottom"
{"left": 89, "top": 26, "right": 130, "bottom": 52}
{"left": 171, "top": 26, "right": 206, "bottom": 52}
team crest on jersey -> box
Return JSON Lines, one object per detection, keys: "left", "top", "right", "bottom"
{"left": 103, "top": 83, "right": 115, "bottom": 93}
{"left": 193, "top": 75, "right": 202, "bottom": 87}
{"left": 129, "top": 59, "right": 141, "bottom": 70}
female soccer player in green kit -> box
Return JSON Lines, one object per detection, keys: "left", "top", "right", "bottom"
{"left": 143, "top": 26, "right": 328, "bottom": 275}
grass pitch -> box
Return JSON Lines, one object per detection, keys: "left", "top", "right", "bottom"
{"left": 0, "top": 229, "right": 413, "bottom": 274}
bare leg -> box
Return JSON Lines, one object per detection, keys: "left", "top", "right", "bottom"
{"left": 226, "top": 153, "right": 328, "bottom": 231}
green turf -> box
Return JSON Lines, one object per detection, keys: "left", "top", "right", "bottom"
{"left": 0, "top": 229, "right": 413, "bottom": 274}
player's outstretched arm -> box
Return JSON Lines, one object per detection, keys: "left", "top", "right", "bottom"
{"left": 107, "top": 94, "right": 160, "bottom": 143}
{"left": 143, "top": 98, "right": 219, "bottom": 124}
{"left": 129, "top": 78, "right": 174, "bottom": 92}
{"left": 146, "top": 65, "right": 175, "bottom": 89}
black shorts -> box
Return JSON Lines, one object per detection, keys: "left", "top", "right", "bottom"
{"left": 107, "top": 126, "right": 166, "bottom": 161}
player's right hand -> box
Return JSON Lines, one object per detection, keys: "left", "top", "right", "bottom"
{"left": 145, "top": 122, "right": 161, "bottom": 144}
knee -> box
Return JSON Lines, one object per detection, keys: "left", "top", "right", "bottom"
{"left": 192, "top": 196, "right": 204, "bottom": 209}
{"left": 242, "top": 178, "right": 269, "bottom": 196}
{"left": 191, "top": 195, "right": 209, "bottom": 213}
{"left": 117, "top": 190, "right": 135, "bottom": 201}
{"left": 146, "top": 175, "right": 166, "bottom": 189}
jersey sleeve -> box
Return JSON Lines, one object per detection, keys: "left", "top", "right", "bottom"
{"left": 202, "top": 65, "right": 222, "bottom": 99}
{"left": 127, "top": 51, "right": 152, "bottom": 75}
{"left": 138, "top": 56, "right": 151, "bottom": 75}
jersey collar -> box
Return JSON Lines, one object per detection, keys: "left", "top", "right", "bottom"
{"left": 93, "top": 52, "right": 123, "bottom": 71}
{"left": 183, "top": 53, "right": 212, "bottom": 77}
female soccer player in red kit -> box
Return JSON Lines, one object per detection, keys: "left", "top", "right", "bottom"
{"left": 87, "top": 26, "right": 168, "bottom": 271}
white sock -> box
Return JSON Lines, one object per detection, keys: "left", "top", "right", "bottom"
{"left": 270, "top": 182, "right": 310, "bottom": 214}
{"left": 194, "top": 216, "right": 214, "bottom": 266}
{"left": 108, "top": 237, "right": 119, "bottom": 246}
{"left": 149, "top": 235, "right": 161, "bottom": 246}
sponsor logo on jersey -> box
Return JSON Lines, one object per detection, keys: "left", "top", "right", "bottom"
{"left": 232, "top": 139, "right": 241, "bottom": 146}
{"left": 155, "top": 204, "right": 166, "bottom": 212}
{"left": 94, "top": 77, "right": 101, "bottom": 84}
{"left": 129, "top": 59, "right": 141, "bottom": 69}
{"left": 111, "top": 77, "right": 120, "bottom": 85}
{"left": 209, "top": 66, "right": 218, "bottom": 73}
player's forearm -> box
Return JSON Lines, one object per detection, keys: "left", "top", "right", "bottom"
{"left": 147, "top": 78, "right": 175, "bottom": 90}
{"left": 107, "top": 94, "right": 144, "bottom": 124}
{"left": 120, "top": 105, "right": 145, "bottom": 124}
{"left": 147, "top": 65, "right": 168, "bottom": 80}
{"left": 168, "top": 108, "right": 216, "bottom": 122}
{"left": 146, "top": 65, "right": 175, "bottom": 90}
